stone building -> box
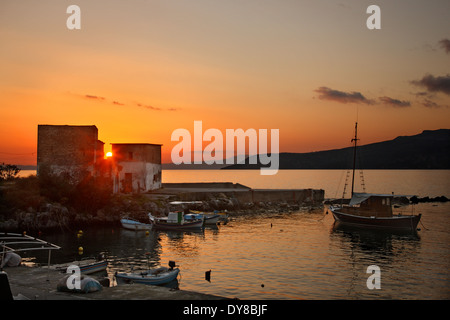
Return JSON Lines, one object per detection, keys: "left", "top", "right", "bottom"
{"left": 37, "top": 125, "right": 162, "bottom": 193}
{"left": 37, "top": 125, "right": 104, "bottom": 182}
{"left": 111, "top": 143, "right": 162, "bottom": 193}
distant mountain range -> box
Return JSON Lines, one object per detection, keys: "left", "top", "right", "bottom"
{"left": 16, "top": 129, "right": 449, "bottom": 170}
{"left": 220, "top": 129, "right": 450, "bottom": 170}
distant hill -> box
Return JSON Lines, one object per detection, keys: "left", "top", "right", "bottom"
{"left": 222, "top": 129, "right": 450, "bottom": 170}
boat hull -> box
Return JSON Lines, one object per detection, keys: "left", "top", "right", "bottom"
{"left": 330, "top": 206, "right": 421, "bottom": 231}
{"left": 186, "top": 213, "right": 220, "bottom": 225}
{"left": 121, "top": 219, "right": 152, "bottom": 231}
{"left": 115, "top": 268, "right": 180, "bottom": 285}
{"left": 52, "top": 259, "right": 108, "bottom": 274}
{"left": 153, "top": 220, "right": 204, "bottom": 231}
{"left": 203, "top": 214, "right": 220, "bottom": 225}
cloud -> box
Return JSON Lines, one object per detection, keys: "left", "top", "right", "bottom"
{"left": 411, "top": 74, "right": 450, "bottom": 96}
{"left": 439, "top": 39, "right": 450, "bottom": 54}
{"left": 85, "top": 94, "right": 105, "bottom": 100}
{"left": 378, "top": 96, "right": 411, "bottom": 108}
{"left": 421, "top": 99, "right": 448, "bottom": 109}
{"left": 314, "top": 87, "right": 373, "bottom": 104}
{"left": 136, "top": 103, "right": 161, "bottom": 111}
{"left": 79, "top": 93, "right": 179, "bottom": 111}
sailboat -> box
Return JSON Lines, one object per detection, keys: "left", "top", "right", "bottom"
{"left": 329, "top": 122, "right": 422, "bottom": 231}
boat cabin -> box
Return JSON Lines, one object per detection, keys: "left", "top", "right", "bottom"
{"left": 343, "top": 193, "right": 394, "bottom": 217}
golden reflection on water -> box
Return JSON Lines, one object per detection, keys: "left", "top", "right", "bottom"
{"left": 151, "top": 203, "right": 449, "bottom": 299}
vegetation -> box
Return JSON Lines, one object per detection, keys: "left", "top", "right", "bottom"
{"left": 0, "top": 165, "right": 113, "bottom": 219}
{"left": 0, "top": 163, "right": 21, "bottom": 181}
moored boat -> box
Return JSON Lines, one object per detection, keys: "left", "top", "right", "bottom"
{"left": 189, "top": 210, "right": 229, "bottom": 224}
{"left": 330, "top": 122, "right": 422, "bottom": 231}
{"left": 186, "top": 211, "right": 221, "bottom": 225}
{"left": 121, "top": 218, "right": 153, "bottom": 231}
{"left": 330, "top": 193, "right": 421, "bottom": 231}
{"left": 148, "top": 212, "right": 204, "bottom": 230}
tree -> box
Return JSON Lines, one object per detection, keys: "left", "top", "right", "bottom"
{"left": 0, "top": 163, "right": 21, "bottom": 181}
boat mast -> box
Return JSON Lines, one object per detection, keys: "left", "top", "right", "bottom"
{"left": 351, "top": 122, "right": 359, "bottom": 197}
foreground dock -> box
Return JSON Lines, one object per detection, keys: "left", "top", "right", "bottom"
{"left": 4, "top": 266, "right": 228, "bottom": 300}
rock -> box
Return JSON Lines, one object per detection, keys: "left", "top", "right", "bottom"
{"left": 0, "top": 219, "right": 19, "bottom": 231}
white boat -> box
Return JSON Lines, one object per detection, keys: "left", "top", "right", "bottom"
{"left": 121, "top": 218, "right": 153, "bottom": 231}
{"left": 115, "top": 261, "right": 179, "bottom": 286}
{"left": 189, "top": 210, "right": 229, "bottom": 224}
{"left": 185, "top": 212, "right": 220, "bottom": 225}
{"left": 148, "top": 212, "right": 204, "bottom": 230}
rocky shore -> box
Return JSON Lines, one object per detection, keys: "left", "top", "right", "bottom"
{"left": 2, "top": 174, "right": 446, "bottom": 233}
{"left": 0, "top": 192, "right": 318, "bottom": 233}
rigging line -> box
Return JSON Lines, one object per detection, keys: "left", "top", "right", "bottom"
{"left": 357, "top": 147, "right": 366, "bottom": 192}
{"left": 419, "top": 219, "right": 429, "bottom": 231}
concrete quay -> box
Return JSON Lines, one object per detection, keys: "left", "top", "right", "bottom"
{"left": 4, "top": 266, "right": 228, "bottom": 300}
{"left": 154, "top": 182, "right": 325, "bottom": 204}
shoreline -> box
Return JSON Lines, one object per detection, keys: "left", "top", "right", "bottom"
{"left": 1, "top": 180, "right": 447, "bottom": 233}
{"left": 0, "top": 182, "right": 325, "bottom": 232}
{"left": 4, "top": 265, "right": 229, "bottom": 300}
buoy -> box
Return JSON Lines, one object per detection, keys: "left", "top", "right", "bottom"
{"left": 261, "top": 284, "right": 265, "bottom": 288}
{"left": 205, "top": 270, "right": 211, "bottom": 282}
{"left": 78, "top": 246, "right": 83, "bottom": 255}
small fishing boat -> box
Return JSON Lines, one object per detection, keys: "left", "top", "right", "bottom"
{"left": 148, "top": 212, "right": 204, "bottom": 231}
{"left": 190, "top": 210, "right": 229, "bottom": 223}
{"left": 121, "top": 218, "right": 153, "bottom": 231}
{"left": 329, "top": 122, "right": 422, "bottom": 231}
{"left": 115, "top": 261, "right": 180, "bottom": 286}
{"left": 51, "top": 257, "right": 108, "bottom": 275}
{"left": 330, "top": 193, "right": 422, "bottom": 230}
{"left": 186, "top": 211, "right": 221, "bottom": 225}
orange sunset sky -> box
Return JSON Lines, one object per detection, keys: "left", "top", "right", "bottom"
{"left": 1, "top": 0, "right": 449, "bottom": 165}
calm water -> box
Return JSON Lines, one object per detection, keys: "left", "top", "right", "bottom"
{"left": 18, "top": 170, "right": 450, "bottom": 299}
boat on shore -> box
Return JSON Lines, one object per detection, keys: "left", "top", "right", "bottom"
{"left": 329, "top": 122, "right": 422, "bottom": 231}
{"left": 121, "top": 218, "right": 153, "bottom": 231}
{"left": 148, "top": 212, "right": 204, "bottom": 231}
{"left": 115, "top": 261, "right": 180, "bottom": 286}
{"left": 50, "top": 257, "right": 108, "bottom": 275}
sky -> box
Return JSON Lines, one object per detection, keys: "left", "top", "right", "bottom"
{"left": 0, "top": 0, "right": 449, "bottom": 165}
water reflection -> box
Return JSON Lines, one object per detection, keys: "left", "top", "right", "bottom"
{"left": 331, "top": 221, "right": 421, "bottom": 260}
{"left": 329, "top": 220, "right": 423, "bottom": 299}
{"left": 14, "top": 202, "right": 449, "bottom": 299}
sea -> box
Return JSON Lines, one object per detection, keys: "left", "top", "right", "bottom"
{"left": 16, "top": 169, "right": 450, "bottom": 299}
